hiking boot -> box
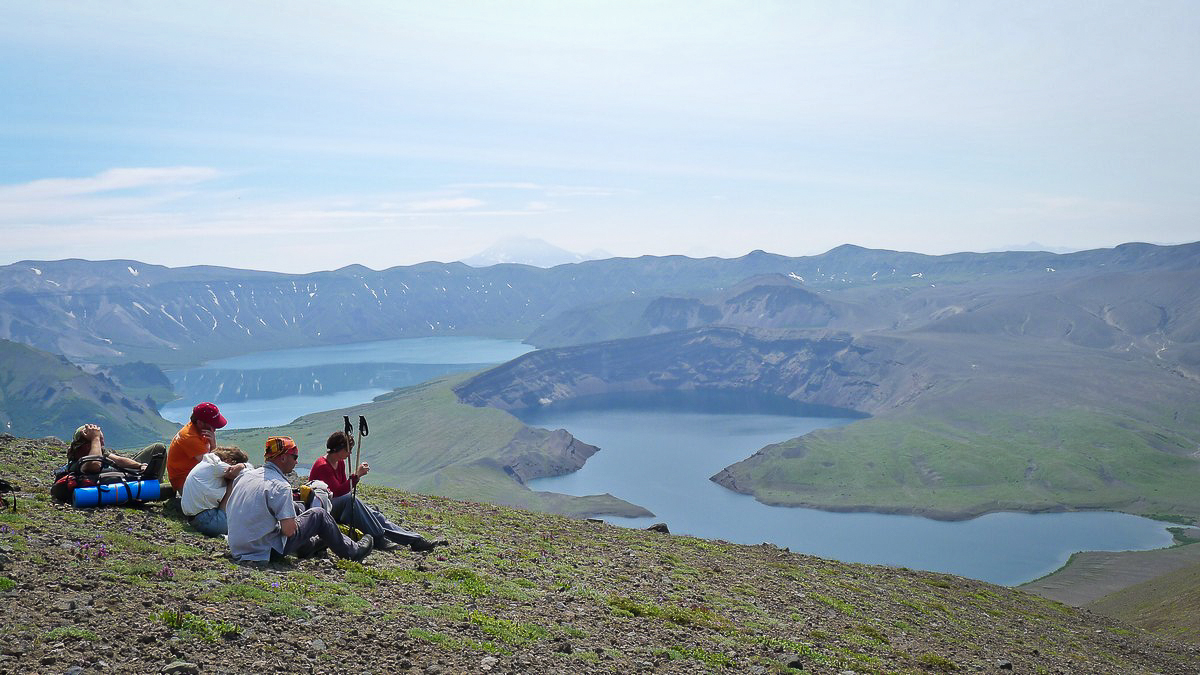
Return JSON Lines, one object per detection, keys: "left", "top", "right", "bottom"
{"left": 348, "top": 534, "right": 374, "bottom": 562}
{"left": 375, "top": 536, "right": 398, "bottom": 551}
{"left": 410, "top": 538, "right": 449, "bottom": 553}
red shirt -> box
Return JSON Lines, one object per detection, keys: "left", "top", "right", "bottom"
{"left": 308, "top": 455, "right": 359, "bottom": 498}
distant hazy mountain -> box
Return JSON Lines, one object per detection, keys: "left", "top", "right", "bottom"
{"left": 1, "top": 242, "right": 1197, "bottom": 367}
{"left": 460, "top": 236, "right": 610, "bottom": 268}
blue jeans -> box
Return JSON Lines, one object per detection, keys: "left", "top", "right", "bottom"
{"left": 190, "top": 507, "right": 228, "bottom": 536}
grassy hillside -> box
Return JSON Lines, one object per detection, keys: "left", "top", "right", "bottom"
{"left": 2, "top": 434, "right": 1198, "bottom": 674}
{"left": 0, "top": 339, "right": 177, "bottom": 447}
{"left": 214, "top": 376, "right": 649, "bottom": 519}
{"left": 715, "top": 402, "right": 1200, "bottom": 521}
{"left": 1089, "top": 560, "right": 1200, "bottom": 644}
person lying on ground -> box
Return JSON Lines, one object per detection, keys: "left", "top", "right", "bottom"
{"left": 309, "top": 431, "right": 447, "bottom": 552}
{"left": 67, "top": 424, "right": 165, "bottom": 481}
{"left": 181, "top": 445, "right": 251, "bottom": 537}
{"left": 167, "top": 402, "right": 227, "bottom": 493}
{"left": 225, "top": 436, "right": 373, "bottom": 563}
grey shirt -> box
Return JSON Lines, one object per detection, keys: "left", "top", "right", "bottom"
{"left": 225, "top": 463, "right": 296, "bottom": 561}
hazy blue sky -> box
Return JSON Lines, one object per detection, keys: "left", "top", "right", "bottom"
{"left": 2, "top": 1, "right": 1197, "bottom": 272}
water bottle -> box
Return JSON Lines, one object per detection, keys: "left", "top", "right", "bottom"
{"left": 72, "top": 479, "right": 161, "bottom": 508}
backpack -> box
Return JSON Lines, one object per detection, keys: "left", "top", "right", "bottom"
{"left": 51, "top": 456, "right": 144, "bottom": 505}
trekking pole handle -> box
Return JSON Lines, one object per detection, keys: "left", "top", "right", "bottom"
{"left": 358, "top": 416, "right": 369, "bottom": 437}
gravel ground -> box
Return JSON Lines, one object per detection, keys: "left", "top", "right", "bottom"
{"left": 2, "top": 434, "right": 1199, "bottom": 675}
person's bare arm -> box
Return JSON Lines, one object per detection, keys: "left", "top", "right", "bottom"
{"left": 279, "top": 517, "right": 297, "bottom": 538}
{"left": 106, "top": 454, "right": 145, "bottom": 472}
{"left": 79, "top": 425, "right": 105, "bottom": 473}
{"left": 217, "top": 464, "right": 246, "bottom": 509}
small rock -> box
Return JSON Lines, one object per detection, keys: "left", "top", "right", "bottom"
{"left": 646, "top": 523, "right": 670, "bottom": 534}
{"left": 311, "top": 638, "right": 326, "bottom": 651}
{"left": 480, "top": 655, "right": 498, "bottom": 671}
{"left": 161, "top": 661, "right": 200, "bottom": 674}
{"left": 780, "top": 653, "right": 803, "bottom": 669}
{"left": 997, "top": 661, "right": 1013, "bottom": 670}
{"left": 64, "top": 667, "right": 84, "bottom": 675}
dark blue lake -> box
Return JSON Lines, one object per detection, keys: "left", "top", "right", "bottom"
{"left": 521, "top": 403, "right": 1175, "bottom": 586}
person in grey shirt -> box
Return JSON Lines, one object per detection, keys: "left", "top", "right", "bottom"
{"left": 225, "top": 436, "right": 373, "bottom": 563}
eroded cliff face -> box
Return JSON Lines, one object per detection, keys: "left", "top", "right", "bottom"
{"left": 455, "top": 326, "right": 923, "bottom": 417}
{"left": 496, "top": 427, "right": 600, "bottom": 483}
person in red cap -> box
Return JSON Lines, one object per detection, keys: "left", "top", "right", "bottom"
{"left": 166, "top": 402, "right": 227, "bottom": 493}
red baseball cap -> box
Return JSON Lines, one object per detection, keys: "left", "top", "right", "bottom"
{"left": 191, "top": 402, "right": 227, "bottom": 429}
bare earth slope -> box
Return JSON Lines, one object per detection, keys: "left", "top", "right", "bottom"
{"left": 3, "top": 435, "right": 1200, "bottom": 674}
{"left": 1021, "top": 541, "right": 1200, "bottom": 607}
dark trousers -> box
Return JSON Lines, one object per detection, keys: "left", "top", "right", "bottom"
{"left": 131, "top": 443, "right": 167, "bottom": 482}
{"left": 329, "top": 493, "right": 428, "bottom": 548}
{"left": 283, "top": 506, "right": 365, "bottom": 559}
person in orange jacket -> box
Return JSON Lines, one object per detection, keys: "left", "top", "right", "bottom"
{"left": 166, "top": 402, "right": 227, "bottom": 493}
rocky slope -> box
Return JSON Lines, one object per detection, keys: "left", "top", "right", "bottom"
{"left": 455, "top": 327, "right": 907, "bottom": 416}
{"left": 2, "top": 435, "right": 1199, "bottom": 674}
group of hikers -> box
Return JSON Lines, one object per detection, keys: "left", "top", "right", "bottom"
{"left": 64, "top": 402, "right": 446, "bottom": 563}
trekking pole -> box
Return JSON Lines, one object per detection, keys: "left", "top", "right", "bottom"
{"left": 352, "top": 415, "right": 368, "bottom": 501}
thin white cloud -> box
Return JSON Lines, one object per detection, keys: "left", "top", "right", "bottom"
{"left": 0, "top": 167, "right": 221, "bottom": 200}
{"left": 403, "top": 197, "right": 485, "bottom": 212}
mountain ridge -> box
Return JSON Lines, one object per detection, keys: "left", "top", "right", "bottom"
{"left": 4, "top": 242, "right": 1196, "bottom": 366}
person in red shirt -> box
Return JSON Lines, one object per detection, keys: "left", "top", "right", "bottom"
{"left": 167, "top": 402, "right": 227, "bottom": 493}
{"left": 308, "top": 431, "right": 446, "bottom": 552}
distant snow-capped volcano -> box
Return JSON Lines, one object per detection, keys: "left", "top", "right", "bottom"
{"left": 461, "top": 237, "right": 610, "bottom": 268}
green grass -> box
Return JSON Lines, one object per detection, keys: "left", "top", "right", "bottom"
{"left": 606, "top": 595, "right": 731, "bottom": 629}
{"left": 657, "top": 644, "right": 735, "bottom": 667}
{"left": 812, "top": 593, "right": 859, "bottom": 617}
{"left": 44, "top": 626, "right": 99, "bottom": 641}
{"left": 918, "top": 651, "right": 959, "bottom": 671}
{"left": 157, "top": 608, "right": 242, "bottom": 643}
{"left": 407, "top": 628, "right": 507, "bottom": 655}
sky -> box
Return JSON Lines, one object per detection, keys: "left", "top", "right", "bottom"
{"left": 2, "top": 1, "right": 1198, "bottom": 273}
